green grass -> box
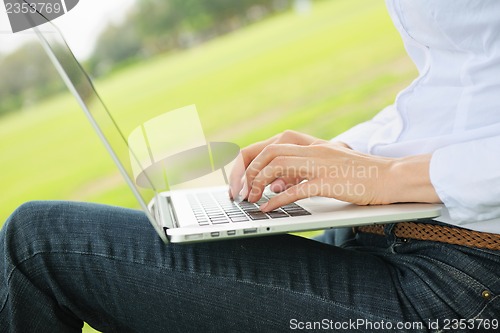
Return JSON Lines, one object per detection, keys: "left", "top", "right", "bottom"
{"left": 0, "top": 1, "right": 416, "bottom": 332}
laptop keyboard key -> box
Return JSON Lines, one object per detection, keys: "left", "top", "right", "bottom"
{"left": 230, "top": 216, "right": 250, "bottom": 222}
{"left": 286, "top": 210, "right": 311, "bottom": 217}
{"left": 190, "top": 190, "right": 311, "bottom": 227}
{"left": 211, "top": 220, "right": 230, "bottom": 224}
{"left": 247, "top": 212, "right": 269, "bottom": 220}
{"left": 267, "top": 211, "right": 288, "bottom": 218}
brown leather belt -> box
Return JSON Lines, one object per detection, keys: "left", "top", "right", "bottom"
{"left": 357, "top": 222, "right": 500, "bottom": 251}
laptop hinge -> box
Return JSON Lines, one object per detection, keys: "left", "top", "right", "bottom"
{"left": 157, "top": 194, "right": 179, "bottom": 229}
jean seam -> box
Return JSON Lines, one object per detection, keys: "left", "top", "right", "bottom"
{"left": 0, "top": 294, "right": 9, "bottom": 318}
{"left": 208, "top": 279, "right": 424, "bottom": 330}
{"left": 169, "top": 267, "right": 416, "bottom": 326}
{"left": 469, "top": 294, "right": 500, "bottom": 320}
{"left": 417, "top": 255, "right": 488, "bottom": 291}
{"left": 432, "top": 295, "right": 500, "bottom": 333}
{"left": 5, "top": 249, "right": 416, "bottom": 325}
{"left": 379, "top": 247, "right": 489, "bottom": 292}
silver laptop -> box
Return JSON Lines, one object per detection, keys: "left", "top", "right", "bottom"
{"left": 33, "top": 19, "right": 441, "bottom": 244}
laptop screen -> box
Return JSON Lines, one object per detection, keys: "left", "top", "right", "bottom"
{"left": 21, "top": 3, "right": 168, "bottom": 238}
{"left": 11, "top": 1, "right": 240, "bottom": 242}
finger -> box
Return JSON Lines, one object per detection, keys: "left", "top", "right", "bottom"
{"left": 238, "top": 176, "right": 250, "bottom": 202}
{"left": 228, "top": 154, "right": 245, "bottom": 199}
{"left": 248, "top": 156, "right": 310, "bottom": 203}
{"left": 229, "top": 131, "right": 321, "bottom": 198}
{"left": 260, "top": 180, "right": 321, "bottom": 212}
{"left": 269, "top": 178, "right": 286, "bottom": 193}
{"left": 269, "top": 177, "right": 302, "bottom": 193}
{"left": 229, "top": 145, "right": 265, "bottom": 199}
{"left": 228, "top": 135, "right": 281, "bottom": 198}
{"left": 244, "top": 144, "right": 313, "bottom": 199}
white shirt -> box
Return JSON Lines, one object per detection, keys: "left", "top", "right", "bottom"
{"left": 334, "top": 0, "right": 500, "bottom": 234}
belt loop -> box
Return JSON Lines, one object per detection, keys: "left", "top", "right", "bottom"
{"left": 384, "top": 223, "right": 397, "bottom": 246}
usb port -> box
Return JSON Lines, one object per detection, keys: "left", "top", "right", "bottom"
{"left": 227, "top": 230, "right": 236, "bottom": 236}
{"left": 185, "top": 233, "right": 203, "bottom": 240}
{"left": 243, "top": 228, "right": 258, "bottom": 234}
{"left": 210, "top": 232, "right": 220, "bottom": 237}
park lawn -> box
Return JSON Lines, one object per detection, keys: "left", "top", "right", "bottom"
{"left": 0, "top": 1, "right": 416, "bottom": 332}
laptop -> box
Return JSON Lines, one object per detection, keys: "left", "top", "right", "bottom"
{"left": 31, "top": 17, "right": 441, "bottom": 244}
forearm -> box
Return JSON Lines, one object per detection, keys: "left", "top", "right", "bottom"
{"left": 233, "top": 130, "right": 442, "bottom": 210}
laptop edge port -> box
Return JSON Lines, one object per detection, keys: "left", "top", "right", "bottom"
{"left": 243, "top": 228, "right": 258, "bottom": 234}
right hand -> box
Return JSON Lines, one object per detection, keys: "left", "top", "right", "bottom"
{"left": 228, "top": 130, "right": 348, "bottom": 200}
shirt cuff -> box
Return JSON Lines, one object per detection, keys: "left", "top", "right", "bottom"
{"left": 430, "top": 135, "right": 500, "bottom": 224}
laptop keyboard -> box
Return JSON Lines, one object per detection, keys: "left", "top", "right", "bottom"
{"left": 187, "top": 191, "right": 311, "bottom": 226}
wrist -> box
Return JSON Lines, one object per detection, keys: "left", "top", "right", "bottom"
{"left": 385, "top": 154, "right": 441, "bottom": 204}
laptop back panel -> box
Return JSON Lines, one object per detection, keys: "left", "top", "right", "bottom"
{"left": 27, "top": 8, "right": 169, "bottom": 241}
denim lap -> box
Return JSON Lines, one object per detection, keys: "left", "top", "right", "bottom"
{"left": 0, "top": 201, "right": 498, "bottom": 332}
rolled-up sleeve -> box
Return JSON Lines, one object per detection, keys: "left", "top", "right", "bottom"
{"left": 332, "top": 105, "right": 398, "bottom": 153}
{"left": 430, "top": 135, "right": 500, "bottom": 223}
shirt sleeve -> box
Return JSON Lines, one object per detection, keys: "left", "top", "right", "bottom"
{"left": 430, "top": 134, "right": 500, "bottom": 223}
{"left": 331, "top": 105, "right": 398, "bottom": 153}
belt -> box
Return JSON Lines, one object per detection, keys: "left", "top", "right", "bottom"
{"left": 357, "top": 222, "right": 500, "bottom": 251}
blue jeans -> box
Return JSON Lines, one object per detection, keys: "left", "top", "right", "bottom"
{"left": 0, "top": 201, "right": 498, "bottom": 332}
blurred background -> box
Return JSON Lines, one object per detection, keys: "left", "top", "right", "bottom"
{"left": 0, "top": 0, "right": 416, "bottom": 331}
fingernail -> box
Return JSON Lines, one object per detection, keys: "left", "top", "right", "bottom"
{"left": 260, "top": 202, "right": 269, "bottom": 212}
{"left": 239, "top": 181, "right": 249, "bottom": 199}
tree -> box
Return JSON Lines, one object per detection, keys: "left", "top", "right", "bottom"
{"left": 0, "top": 42, "right": 63, "bottom": 115}
{"left": 0, "top": 0, "right": 295, "bottom": 117}
{"left": 88, "top": 21, "right": 143, "bottom": 76}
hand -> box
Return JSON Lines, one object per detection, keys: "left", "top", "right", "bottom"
{"left": 229, "top": 130, "right": 343, "bottom": 200}
{"left": 242, "top": 142, "right": 394, "bottom": 211}
{"left": 229, "top": 130, "right": 441, "bottom": 212}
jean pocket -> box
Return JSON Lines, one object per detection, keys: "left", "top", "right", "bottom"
{"left": 470, "top": 295, "right": 500, "bottom": 327}
{"left": 426, "top": 252, "right": 499, "bottom": 316}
